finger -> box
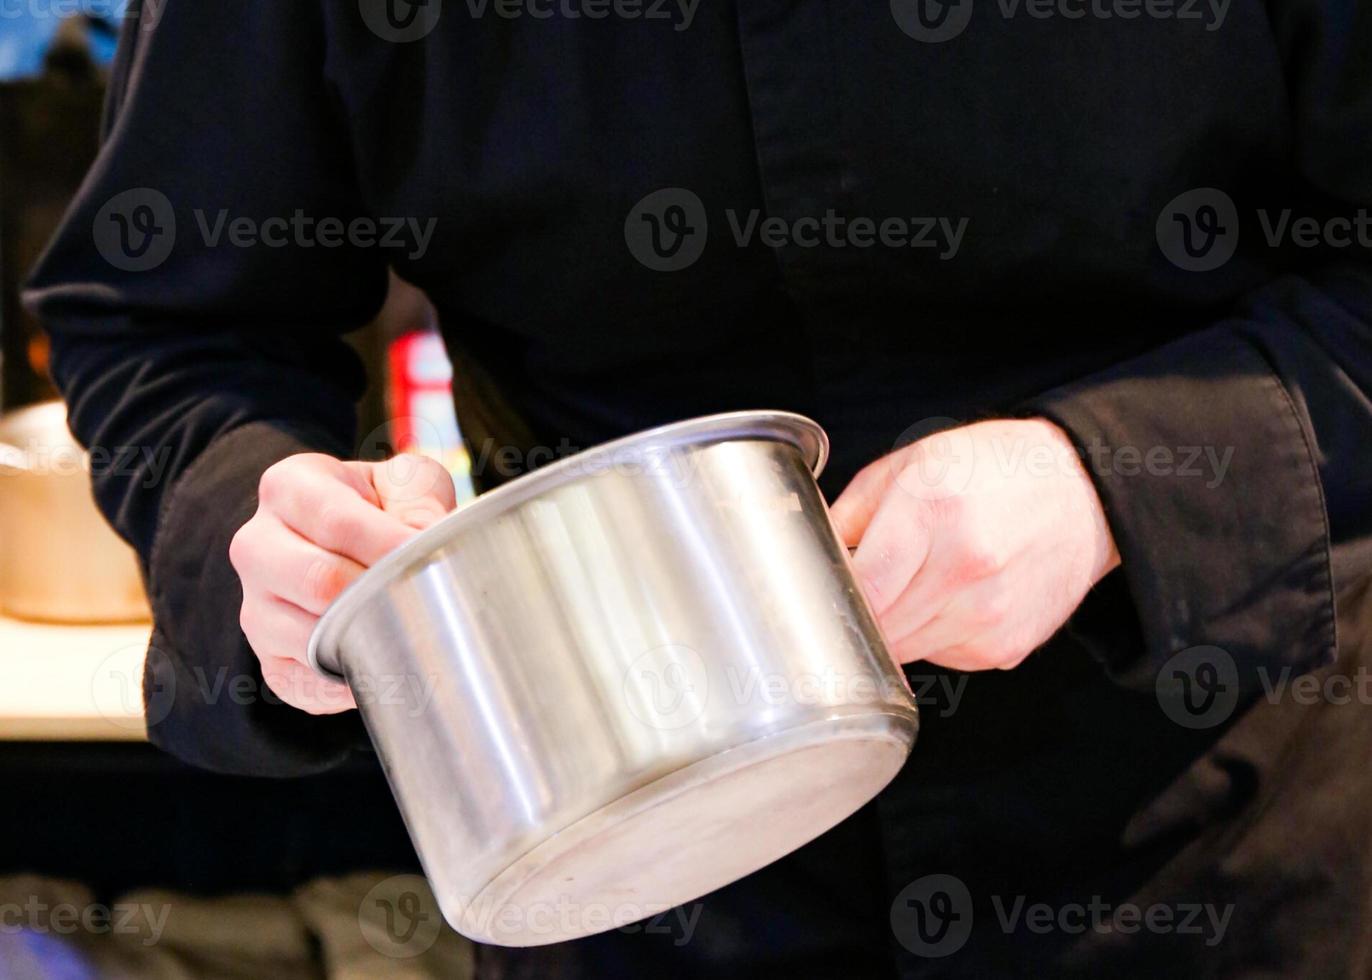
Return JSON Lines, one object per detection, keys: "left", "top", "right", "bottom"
{"left": 269, "top": 465, "right": 418, "bottom": 567}
{"left": 903, "top": 633, "right": 1034, "bottom": 673}
{"left": 240, "top": 592, "right": 319, "bottom": 667}
{"left": 875, "top": 552, "right": 960, "bottom": 649}
{"left": 260, "top": 654, "right": 357, "bottom": 715}
{"left": 873, "top": 501, "right": 1013, "bottom": 644}
{"left": 889, "top": 593, "right": 998, "bottom": 668}
{"left": 300, "top": 453, "right": 384, "bottom": 507}
{"left": 889, "top": 579, "right": 1027, "bottom": 670}
{"left": 849, "top": 477, "right": 935, "bottom": 617}
{"left": 235, "top": 516, "right": 367, "bottom": 615}
{"left": 896, "top": 572, "right": 1009, "bottom": 654}
{"left": 830, "top": 448, "right": 912, "bottom": 546}
{"left": 890, "top": 607, "right": 978, "bottom": 666}
{"left": 893, "top": 639, "right": 992, "bottom": 673}
{"left": 362, "top": 454, "right": 457, "bottom": 529}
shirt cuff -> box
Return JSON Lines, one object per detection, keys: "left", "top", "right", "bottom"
{"left": 144, "top": 421, "right": 369, "bottom": 776}
{"left": 1020, "top": 327, "right": 1337, "bottom": 693}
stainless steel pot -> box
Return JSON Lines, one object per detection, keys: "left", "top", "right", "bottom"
{"left": 309, "top": 411, "right": 917, "bottom": 946}
{"left": 0, "top": 402, "right": 149, "bottom": 623}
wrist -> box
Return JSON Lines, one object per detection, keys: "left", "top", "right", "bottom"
{"left": 1034, "top": 417, "right": 1122, "bottom": 581}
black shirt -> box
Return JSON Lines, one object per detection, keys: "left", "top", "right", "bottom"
{"left": 23, "top": 0, "right": 1372, "bottom": 975}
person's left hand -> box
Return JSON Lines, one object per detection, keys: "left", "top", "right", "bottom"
{"left": 830, "top": 418, "right": 1121, "bottom": 671}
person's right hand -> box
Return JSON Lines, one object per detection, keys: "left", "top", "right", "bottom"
{"left": 229, "top": 452, "right": 457, "bottom": 714}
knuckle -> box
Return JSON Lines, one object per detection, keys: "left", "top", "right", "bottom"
{"left": 407, "top": 452, "right": 443, "bottom": 474}
{"left": 260, "top": 453, "right": 333, "bottom": 507}
{"left": 238, "top": 598, "right": 270, "bottom": 653}
{"left": 957, "top": 535, "right": 1008, "bottom": 581}
{"left": 302, "top": 556, "right": 348, "bottom": 606}
{"left": 238, "top": 601, "right": 260, "bottom": 642}
{"left": 382, "top": 454, "right": 452, "bottom": 503}
{"left": 930, "top": 490, "right": 969, "bottom": 524}
{"left": 413, "top": 473, "right": 452, "bottom": 506}
{"left": 227, "top": 524, "right": 251, "bottom": 573}
{"left": 314, "top": 503, "right": 355, "bottom": 550}
{"left": 257, "top": 461, "right": 292, "bottom": 505}
{"left": 421, "top": 461, "right": 456, "bottom": 504}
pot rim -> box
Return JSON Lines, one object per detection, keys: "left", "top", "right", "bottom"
{"left": 308, "top": 410, "right": 828, "bottom": 678}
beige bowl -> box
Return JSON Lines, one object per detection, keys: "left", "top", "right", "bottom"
{"left": 0, "top": 402, "right": 149, "bottom": 623}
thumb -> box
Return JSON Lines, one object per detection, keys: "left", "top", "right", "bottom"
{"left": 830, "top": 447, "right": 911, "bottom": 546}
{"left": 363, "top": 454, "right": 457, "bottom": 530}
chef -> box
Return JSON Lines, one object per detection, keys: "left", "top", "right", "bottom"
{"left": 24, "top": 0, "right": 1372, "bottom": 975}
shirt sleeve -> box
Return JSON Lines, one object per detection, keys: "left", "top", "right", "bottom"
{"left": 23, "top": 0, "right": 392, "bottom": 775}
{"left": 1020, "top": 0, "right": 1372, "bottom": 696}
{"left": 1024, "top": 266, "right": 1369, "bottom": 694}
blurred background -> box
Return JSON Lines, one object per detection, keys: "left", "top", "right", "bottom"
{"left": 0, "top": 8, "right": 476, "bottom": 975}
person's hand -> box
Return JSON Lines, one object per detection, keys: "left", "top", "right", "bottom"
{"left": 229, "top": 453, "right": 456, "bottom": 714}
{"left": 830, "top": 418, "right": 1120, "bottom": 671}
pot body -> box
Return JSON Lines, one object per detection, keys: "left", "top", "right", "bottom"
{"left": 0, "top": 402, "right": 149, "bottom": 623}
{"left": 311, "top": 412, "right": 917, "bottom": 945}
